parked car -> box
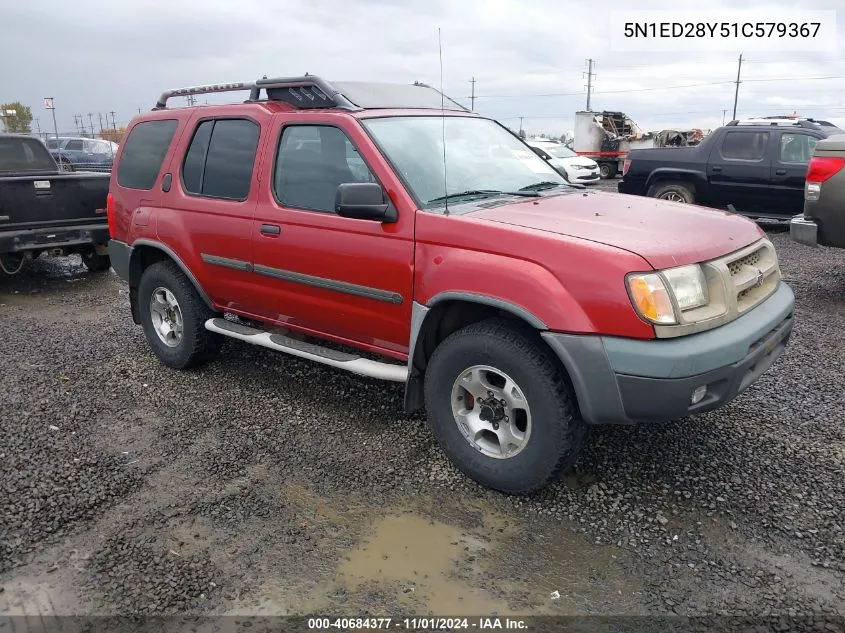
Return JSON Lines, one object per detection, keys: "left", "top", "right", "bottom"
{"left": 790, "top": 133, "right": 845, "bottom": 250}
{"left": 46, "top": 136, "right": 117, "bottom": 172}
{"left": 107, "top": 76, "right": 794, "bottom": 494}
{"left": 618, "top": 118, "right": 835, "bottom": 219}
{"left": 526, "top": 140, "right": 600, "bottom": 184}
{"left": 0, "top": 134, "right": 111, "bottom": 274}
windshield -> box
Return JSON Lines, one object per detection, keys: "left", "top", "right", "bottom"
{"left": 362, "top": 116, "right": 567, "bottom": 208}
{"left": 546, "top": 145, "right": 576, "bottom": 159}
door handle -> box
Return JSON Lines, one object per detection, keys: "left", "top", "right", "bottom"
{"left": 712, "top": 166, "right": 722, "bottom": 172}
{"left": 260, "top": 224, "right": 281, "bottom": 236}
{"left": 775, "top": 169, "right": 787, "bottom": 175}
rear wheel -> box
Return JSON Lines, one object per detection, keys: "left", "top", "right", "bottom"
{"left": 599, "top": 162, "right": 616, "bottom": 179}
{"left": 424, "top": 318, "right": 586, "bottom": 494}
{"left": 648, "top": 181, "right": 696, "bottom": 204}
{"left": 138, "top": 260, "right": 222, "bottom": 369}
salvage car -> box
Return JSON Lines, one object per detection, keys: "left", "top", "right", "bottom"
{"left": 107, "top": 77, "right": 794, "bottom": 494}
{"left": 618, "top": 118, "right": 835, "bottom": 219}
{"left": 790, "top": 133, "right": 845, "bottom": 250}
{"left": 46, "top": 136, "right": 117, "bottom": 172}
{"left": 0, "top": 133, "right": 111, "bottom": 274}
{"left": 526, "top": 139, "right": 600, "bottom": 184}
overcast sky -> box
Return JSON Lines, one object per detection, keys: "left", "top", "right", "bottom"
{"left": 1, "top": 0, "right": 842, "bottom": 137}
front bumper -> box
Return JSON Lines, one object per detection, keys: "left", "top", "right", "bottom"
{"left": 616, "top": 180, "right": 644, "bottom": 195}
{"left": 0, "top": 223, "right": 109, "bottom": 255}
{"left": 542, "top": 283, "right": 795, "bottom": 424}
{"left": 790, "top": 214, "right": 818, "bottom": 247}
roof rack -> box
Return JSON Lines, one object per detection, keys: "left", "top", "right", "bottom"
{"left": 154, "top": 81, "right": 256, "bottom": 109}
{"left": 152, "top": 74, "right": 468, "bottom": 113}
{"left": 725, "top": 118, "right": 820, "bottom": 130}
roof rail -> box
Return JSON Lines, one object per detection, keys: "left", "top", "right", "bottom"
{"left": 247, "top": 75, "right": 360, "bottom": 110}
{"left": 153, "top": 81, "right": 256, "bottom": 109}
{"left": 725, "top": 118, "right": 819, "bottom": 130}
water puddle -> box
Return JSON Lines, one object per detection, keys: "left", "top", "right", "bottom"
{"left": 336, "top": 512, "right": 503, "bottom": 615}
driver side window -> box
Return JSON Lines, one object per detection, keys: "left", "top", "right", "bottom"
{"left": 274, "top": 125, "right": 377, "bottom": 213}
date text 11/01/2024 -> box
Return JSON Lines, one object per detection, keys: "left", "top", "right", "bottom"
{"left": 307, "top": 617, "right": 528, "bottom": 630}
{"left": 623, "top": 22, "right": 821, "bottom": 38}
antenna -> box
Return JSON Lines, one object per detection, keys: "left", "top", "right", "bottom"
{"left": 439, "top": 27, "right": 449, "bottom": 216}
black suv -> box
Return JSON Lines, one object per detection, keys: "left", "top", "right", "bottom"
{"left": 618, "top": 118, "right": 836, "bottom": 219}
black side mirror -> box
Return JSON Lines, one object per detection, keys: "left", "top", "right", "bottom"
{"left": 335, "top": 182, "right": 396, "bottom": 222}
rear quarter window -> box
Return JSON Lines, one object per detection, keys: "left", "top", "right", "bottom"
{"left": 117, "top": 120, "right": 179, "bottom": 190}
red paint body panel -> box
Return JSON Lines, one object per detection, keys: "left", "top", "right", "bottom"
{"left": 414, "top": 211, "right": 655, "bottom": 339}
{"left": 466, "top": 191, "right": 765, "bottom": 270}
{"left": 110, "top": 103, "right": 766, "bottom": 361}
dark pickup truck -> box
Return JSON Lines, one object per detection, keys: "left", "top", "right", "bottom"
{"left": 618, "top": 119, "right": 835, "bottom": 219}
{"left": 0, "top": 134, "right": 111, "bottom": 274}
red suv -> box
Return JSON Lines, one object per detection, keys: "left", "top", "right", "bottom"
{"left": 107, "top": 76, "right": 795, "bottom": 494}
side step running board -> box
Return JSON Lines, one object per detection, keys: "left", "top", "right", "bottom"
{"left": 205, "top": 318, "right": 408, "bottom": 382}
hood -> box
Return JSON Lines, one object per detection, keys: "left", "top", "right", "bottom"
{"left": 465, "top": 190, "right": 764, "bottom": 270}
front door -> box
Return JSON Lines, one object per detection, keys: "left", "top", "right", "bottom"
{"left": 706, "top": 129, "right": 775, "bottom": 214}
{"left": 251, "top": 118, "right": 415, "bottom": 359}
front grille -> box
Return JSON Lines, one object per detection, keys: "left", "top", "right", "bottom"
{"left": 722, "top": 241, "right": 780, "bottom": 314}
{"left": 727, "top": 250, "right": 761, "bottom": 275}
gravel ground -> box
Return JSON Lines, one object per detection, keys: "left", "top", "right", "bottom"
{"left": 1, "top": 226, "right": 843, "bottom": 626}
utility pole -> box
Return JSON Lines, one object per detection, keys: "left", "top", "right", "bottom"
{"left": 584, "top": 58, "right": 596, "bottom": 111}
{"left": 732, "top": 53, "right": 743, "bottom": 120}
{"left": 98, "top": 113, "right": 104, "bottom": 137}
{"left": 519, "top": 117, "right": 524, "bottom": 136}
{"left": 109, "top": 111, "right": 117, "bottom": 130}
{"left": 470, "top": 76, "right": 476, "bottom": 111}
{"left": 34, "top": 117, "right": 42, "bottom": 139}
{"left": 722, "top": 109, "right": 727, "bottom": 125}
{"left": 87, "top": 113, "right": 95, "bottom": 137}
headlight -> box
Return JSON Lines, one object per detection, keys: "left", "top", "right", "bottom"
{"left": 627, "top": 264, "right": 708, "bottom": 325}
{"left": 662, "top": 264, "right": 708, "bottom": 311}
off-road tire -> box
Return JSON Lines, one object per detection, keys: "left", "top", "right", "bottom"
{"left": 424, "top": 318, "right": 587, "bottom": 494}
{"left": 81, "top": 250, "right": 111, "bottom": 272}
{"left": 138, "top": 260, "right": 222, "bottom": 369}
{"left": 648, "top": 181, "right": 696, "bottom": 204}
{"left": 599, "top": 162, "right": 616, "bottom": 179}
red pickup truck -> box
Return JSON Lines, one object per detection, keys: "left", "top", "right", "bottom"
{"left": 107, "top": 76, "right": 795, "bottom": 494}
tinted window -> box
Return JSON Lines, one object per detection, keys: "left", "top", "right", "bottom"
{"left": 65, "top": 139, "right": 84, "bottom": 151}
{"left": 779, "top": 133, "right": 817, "bottom": 163}
{"left": 118, "top": 120, "right": 178, "bottom": 190}
{"left": 181, "top": 119, "right": 259, "bottom": 200}
{"left": 0, "top": 137, "right": 57, "bottom": 172}
{"left": 181, "top": 121, "right": 213, "bottom": 194}
{"left": 721, "top": 131, "right": 769, "bottom": 160}
{"left": 274, "top": 125, "right": 377, "bottom": 213}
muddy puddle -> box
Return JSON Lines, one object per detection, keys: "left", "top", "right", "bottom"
{"left": 238, "top": 498, "right": 644, "bottom": 617}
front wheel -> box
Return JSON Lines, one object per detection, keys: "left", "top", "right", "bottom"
{"left": 138, "top": 260, "right": 222, "bottom": 369}
{"left": 424, "top": 318, "right": 586, "bottom": 494}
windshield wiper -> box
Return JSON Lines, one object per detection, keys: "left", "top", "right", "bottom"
{"left": 519, "top": 181, "right": 566, "bottom": 192}
{"left": 427, "top": 189, "right": 540, "bottom": 205}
